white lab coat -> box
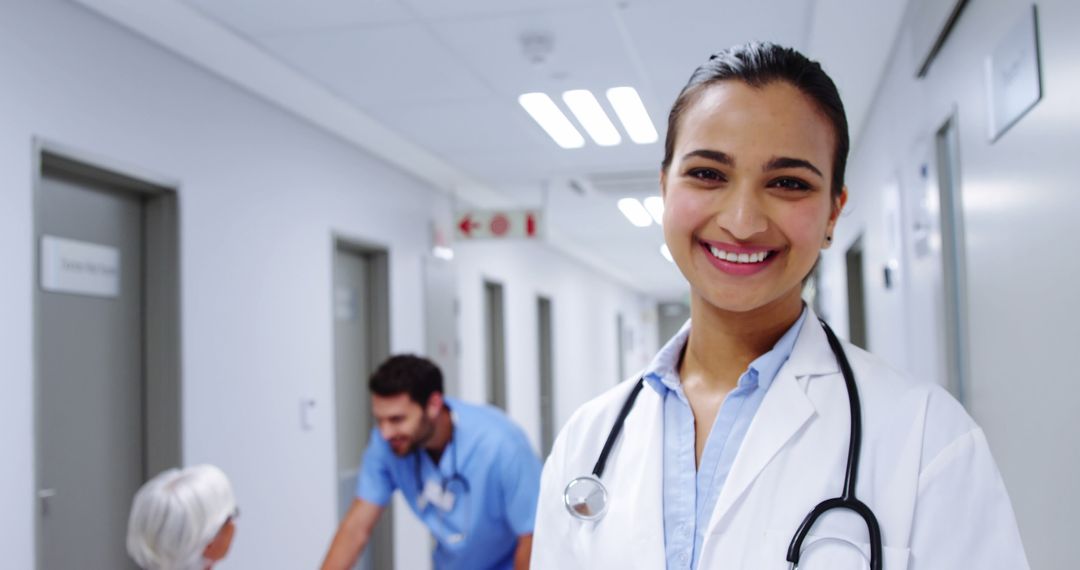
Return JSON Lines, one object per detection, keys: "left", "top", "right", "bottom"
{"left": 532, "top": 316, "right": 1029, "bottom": 569}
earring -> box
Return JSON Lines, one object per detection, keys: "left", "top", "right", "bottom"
{"left": 825, "top": 235, "right": 833, "bottom": 244}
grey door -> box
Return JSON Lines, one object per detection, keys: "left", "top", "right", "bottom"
{"left": 846, "top": 237, "right": 868, "bottom": 350}
{"left": 484, "top": 280, "right": 507, "bottom": 410}
{"left": 423, "top": 256, "right": 459, "bottom": 397}
{"left": 537, "top": 296, "right": 554, "bottom": 457}
{"left": 333, "top": 247, "right": 392, "bottom": 570}
{"left": 37, "top": 173, "right": 144, "bottom": 570}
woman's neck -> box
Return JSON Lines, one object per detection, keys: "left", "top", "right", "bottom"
{"left": 680, "top": 290, "right": 804, "bottom": 391}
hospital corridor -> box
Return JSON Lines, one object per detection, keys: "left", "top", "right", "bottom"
{"left": 1, "top": 0, "right": 1077, "bottom": 568}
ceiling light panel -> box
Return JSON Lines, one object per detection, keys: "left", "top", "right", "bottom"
{"left": 518, "top": 93, "right": 585, "bottom": 149}
{"left": 562, "top": 89, "right": 621, "bottom": 146}
{"left": 643, "top": 195, "right": 664, "bottom": 225}
{"left": 660, "top": 243, "right": 674, "bottom": 263}
{"left": 606, "top": 87, "right": 658, "bottom": 144}
{"left": 617, "top": 198, "right": 653, "bottom": 227}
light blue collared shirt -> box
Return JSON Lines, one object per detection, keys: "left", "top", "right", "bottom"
{"left": 356, "top": 398, "right": 541, "bottom": 570}
{"left": 644, "top": 308, "right": 807, "bottom": 570}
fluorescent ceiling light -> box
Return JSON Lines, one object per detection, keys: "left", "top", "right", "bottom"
{"left": 432, "top": 246, "right": 454, "bottom": 260}
{"left": 518, "top": 93, "right": 585, "bottom": 149}
{"left": 617, "top": 198, "right": 652, "bottom": 227}
{"left": 562, "top": 90, "right": 621, "bottom": 146}
{"left": 606, "top": 87, "right": 658, "bottom": 144}
{"left": 660, "top": 243, "right": 674, "bottom": 263}
{"left": 643, "top": 196, "right": 664, "bottom": 225}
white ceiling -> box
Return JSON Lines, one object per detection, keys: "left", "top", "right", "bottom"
{"left": 76, "top": 0, "right": 911, "bottom": 300}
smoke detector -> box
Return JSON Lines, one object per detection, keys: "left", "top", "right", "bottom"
{"left": 520, "top": 31, "right": 555, "bottom": 65}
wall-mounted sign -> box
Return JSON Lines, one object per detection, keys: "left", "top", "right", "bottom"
{"left": 456, "top": 209, "right": 542, "bottom": 240}
{"left": 334, "top": 287, "right": 358, "bottom": 322}
{"left": 986, "top": 5, "right": 1042, "bottom": 142}
{"left": 40, "top": 235, "right": 120, "bottom": 298}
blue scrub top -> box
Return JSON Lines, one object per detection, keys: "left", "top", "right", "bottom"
{"left": 356, "top": 398, "right": 541, "bottom": 570}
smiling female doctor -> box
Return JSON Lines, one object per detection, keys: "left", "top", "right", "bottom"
{"left": 530, "top": 43, "right": 1029, "bottom": 569}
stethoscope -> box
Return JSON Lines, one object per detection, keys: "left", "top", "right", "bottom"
{"left": 414, "top": 423, "right": 471, "bottom": 545}
{"left": 562, "top": 319, "right": 883, "bottom": 569}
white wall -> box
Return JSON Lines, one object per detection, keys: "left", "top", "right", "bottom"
{"left": 0, "top": 1, "right": 658, "bottom": 568}
{"left": 454, "top": 240, "right": 658, "bottom": 451}
{"left": 819, "top": 0, "right": 1080, "bottom": 566}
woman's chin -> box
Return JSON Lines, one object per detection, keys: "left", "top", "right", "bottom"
{"left": 692, "top": 286, "right": 804, "bottom": 318}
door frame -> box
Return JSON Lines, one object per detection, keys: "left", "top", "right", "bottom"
{"left": 330, "top": 233, "right": 392, "bottom": 570}
{"left": 931, "top": 110, "right": 970, "bottom": 403}
{"left": 32, "top": 138, "right": 182, "bottom": 569}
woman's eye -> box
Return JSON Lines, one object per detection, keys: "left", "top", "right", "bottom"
{"left": 687, "top": 168, "right": 724, "bottom": 182}
{"left": 771, "top": 177, "right": 811, "bottom": 191}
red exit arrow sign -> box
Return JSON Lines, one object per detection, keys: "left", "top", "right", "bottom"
{"left": 455, "top": 210, "right": 543, "bottom": 240}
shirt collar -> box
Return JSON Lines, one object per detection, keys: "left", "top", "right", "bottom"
{"left": 642, "top": 307, "right": 808, "bottom": 396}
{"left": 750, "top": 307, "right": 807, "bottom": 392}
{"left": 643, "top": 318, "right": 692, "bottom": 395}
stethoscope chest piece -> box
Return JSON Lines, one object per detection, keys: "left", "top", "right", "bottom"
{"left": 563, "top": 475, "right": 609, "bottom": 521}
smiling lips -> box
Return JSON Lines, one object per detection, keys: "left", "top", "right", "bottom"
{"left": 700, "top": 241, "right": 777, "bottom": 275}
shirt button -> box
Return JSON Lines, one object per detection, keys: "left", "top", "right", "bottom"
{"left": 680, "top": 552, "right": 690, "bottom": 565}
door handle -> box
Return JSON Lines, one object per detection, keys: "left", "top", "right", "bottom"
{"left": 38, "top": 488, "right": 57, "bottom": 515}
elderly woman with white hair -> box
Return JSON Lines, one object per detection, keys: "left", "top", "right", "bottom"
{"left": 126, "top": 464, "right": 239, "bottom": 570}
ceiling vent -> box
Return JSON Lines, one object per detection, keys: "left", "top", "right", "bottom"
{"left": 586, "top": 170, "right": 661, "bottom": 196}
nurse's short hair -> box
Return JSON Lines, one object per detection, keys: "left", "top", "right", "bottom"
{"left": 369, "top": 354, "right": 444, "bottom": 406}
{"left": 126, "top": 464, "right": 236, "bottom": 570}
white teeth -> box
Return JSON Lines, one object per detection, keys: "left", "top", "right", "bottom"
{"left": 708, "top": 247, "right": 769, "bottom": 264}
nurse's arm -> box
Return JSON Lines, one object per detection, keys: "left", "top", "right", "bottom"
{"left": 513, "top": 533, "right": 533, "bottom": 569}
{"left": 320, "top": 498, "right": 384, "bottom": 570}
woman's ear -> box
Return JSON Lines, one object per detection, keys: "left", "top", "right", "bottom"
{"left": 827, "top": 186, "right": 848, "bottom": 233}
{"left": 202, "top": 519, "right": 235, "bottom": 563}
{"left": 832, "top": 186, "right": 848, "bottom": 219}
{"left": 659, "top": 169, "right": 668, "bottom": 199}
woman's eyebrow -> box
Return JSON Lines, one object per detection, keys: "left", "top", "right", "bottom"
{"left": 764, "top": 156, "right": 823, "bottom": 178}
{"left": 682, "top": 149, "right": 734, "bottom": 166}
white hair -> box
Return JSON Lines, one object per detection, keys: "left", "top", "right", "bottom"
{"left": 126, "top": 464, "right": 236, "bottom": 570}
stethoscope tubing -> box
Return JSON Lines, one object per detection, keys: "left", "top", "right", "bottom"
{"left": 569, "top": 319, "right": 884, "bottom": 569}
{"left": 413, "top": 425, "right": 470, "bottom": 501}
{"left": 414, "top": 428, "right": 471, "bottom": 544}
{"left": 591, "top": 379, "right": 646, "bottom": 478}
{"left": 785, "top": 319, "right": 882, "bottom": 569}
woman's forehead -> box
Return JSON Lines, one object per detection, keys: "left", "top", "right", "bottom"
{"left": 675, "top": 80, "right": 836, "bottom": 166}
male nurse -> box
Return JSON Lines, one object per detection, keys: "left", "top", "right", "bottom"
{"left": 321, "top": 354, "right": 541, "bottom": 570}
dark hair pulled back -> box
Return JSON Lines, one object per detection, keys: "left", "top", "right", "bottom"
{"left": 661, "top": 42, "right": 849, "bottom": 197}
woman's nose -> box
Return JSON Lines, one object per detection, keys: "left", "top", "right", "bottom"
{"left": 714, "top": 185, "right": 767, "bottom": 239}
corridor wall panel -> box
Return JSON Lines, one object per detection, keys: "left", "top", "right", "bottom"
{"left": 821, "top": 0, "right": 1080, "bottom": 566}
{"left": 0, "top": 1, "right": 655, "bottom": 568}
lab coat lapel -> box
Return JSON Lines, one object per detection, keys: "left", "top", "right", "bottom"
{"left": 605, "top": 382, "right": 666, "bottom": 565}
{"left": 706, "top": 316, "right": 839, "bottom": 532}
